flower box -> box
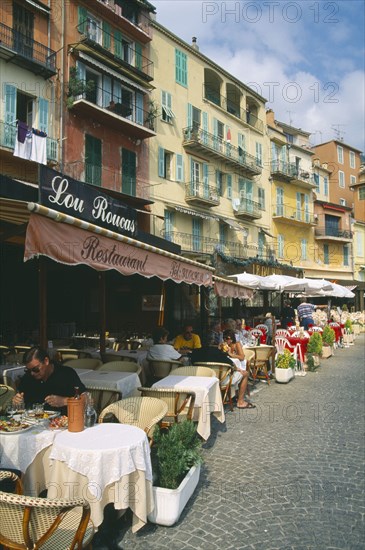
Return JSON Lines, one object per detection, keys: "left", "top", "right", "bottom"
{"left": 148, "top": 464, "right": 201, "bottom": 526}
{"left": 321, "top": 345, "right": 332, "bottom": 359}
{"left": 275, "top": 367, "right": 294, "bottom": 383}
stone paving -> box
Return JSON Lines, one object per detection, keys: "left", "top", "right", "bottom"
{"left": 93, "top": 335, "right": 365, "bottom": 549}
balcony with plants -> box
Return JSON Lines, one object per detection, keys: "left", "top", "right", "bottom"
{"left": 0, "top": 120, "right": 58, "bottom": 163}
{"left": 185, "top": 182, "right": 220, "bottom": 207}
{"left": 67, "top": 70, "right": 156, "bottom": 139}
{"left": 272, "top": 204, "right": 315, "bottom": 225}
{"left": 233, "top": 196, "right": 262, "bottom": 220}
{"left": 0, "top": 21, "right": 57, "bottom": 78}
{"left": 289, "top": 166, "right": 316, "bottom": 189}
{"left": 315, "top": 227, "right": 353, "bottom": 242}
{"left": 76, "top": 20, "right": 153, "bottom": 83}
{"left": 270, "top": 159, "right": 296, "bottom": 181}
{"left": 182, "top": 126, "right": 261, "bottom": 176}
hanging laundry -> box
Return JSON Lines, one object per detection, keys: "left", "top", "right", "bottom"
{"left": 17, "top": 121, "right": 29, "bottom": 144}
{"left": 14, "top": 127, "right": 32, "bottom": 161}
{"left": 30, "top": 128, "right": 47, "bottom": 165}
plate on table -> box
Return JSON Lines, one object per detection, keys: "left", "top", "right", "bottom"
{"left": 48, "top": 415, "right": 68, "bottom": 430}
{"left": 0, "top": 418, "right": 34, "bottom": 434}
{"left": 24, "top": 410, "right": 60, "bottom": 421}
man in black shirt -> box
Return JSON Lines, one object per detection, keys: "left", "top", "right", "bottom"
{"left": 12, "top": 346, "right": 86, "bottom": 415}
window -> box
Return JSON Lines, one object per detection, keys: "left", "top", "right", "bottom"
{"left": 255, "top": 142, "right": 262, "bottom": 166}
{"left": 13, "top": 3, "right": 34, "bottom": 57}
{"left": 314, "top": 173, "right": 320, "bottom": 193}
{"left": 278, "top": 235, "right": 284, "bottom": 258}
{"left": 121, "top": 148, "right": 136, "bottom": 195}
{"left": 176, "top": 154, "right": 184, "bottom": 182}
{"left": 337, "top": 145, "right": 344, "bottom": 164}
{"left": 338, "top": 170, "right": 345, "bottom": 188}
{"left": 301, "top": 239, "right": 307, "bottom": 260}
{"left": 164, "top": 210, "right": 174, "bottom": 241}
{"left": 324, "top": 176, "right": 329, "bottom": 196}
{"left": 349, "top": 151, "right": 355, "bottom": 168}
{"left": 158, "top": 147, "right": 173, "bottom": 179}
{"left": 343, "top": 245, "right": 349, "bottom": 266}
{"left": 357, "top": 232, "right": 364, "bottom": 256}
{"left": 359, "top": 186, "right": 365, "bottom": 200}
{"left": 85, "top": 134, "right": 102, "bottom": 186}
{"left": 350, "top": 175, "right": 356, "bottom": 186}
{"left": 276, "top": 187, "right": 284, "bottom": 216}
{"left": 258, "top": 187, "right": 265, "bottom": 210}
{"left": 284, "top": 133, "right": 294, "bottom": 144}
{"left": 226, "top": 174, "right": 232, "bottom": 199}
{"left": 339, "top": 198, "right": 346, "bottom": 206}
{"left": 175, "top": 48, "right": 187, "bottom": 87}
{"left": 323, "top": 244, "right": 329, "bottom": 265}
{"left": 161, "top": 91, "right": 175, "bottom": 123}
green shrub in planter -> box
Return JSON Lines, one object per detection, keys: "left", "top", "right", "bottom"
{"left": 153, "top": 421, "right": 203, "bottom": 490}
{"left": 322, "top": 325, "right": 335, "bottom": 347}
{"left": 307, "top": 332, "right": 323, "bottom": 355}
{"left": 344, "top": 319, "right": 353, "bottom": 332}
{"left": 276, "top": 349, "right": 296, "bottom": 369}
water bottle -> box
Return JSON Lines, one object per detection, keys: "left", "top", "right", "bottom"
{"left": 84, "top": 393, "right": 97, "bottom": 428}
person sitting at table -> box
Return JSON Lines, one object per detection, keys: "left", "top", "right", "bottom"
{"left": 12, "top": 346, "right": 86, "bottom": 415}
{"left": 264, "top": 312, "right": 273, "bottom": 345}
{"left": 281, "top": 299, "right": 295, "bottom": 328}
{"left": 147, "top": 327, "right": 182, "bottom": 362}
{"left": 173, "top": 324, "right": 202, "bottom": 354}
{"left": 235, "top": 318, "right": 250, "bottom": 345}
{"left": 297, "top": 298, "right": 315, "bottom": 330}
{"left": 207, "top": 319, "right": 223, "bottom": 346}
{"left": 192, "top": 333, "right": 254, "bottom": 409}
{"left": 220, "top": 329, "right": 254, "bottom": 409}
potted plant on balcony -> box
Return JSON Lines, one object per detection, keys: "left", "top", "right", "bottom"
{"left": 145, "top": 100, "right": 159, "bottom": 130}
{"left": 66, "top": 67, "right": 95, "bottom": 108}
{"left": 306, "top": 332, "right": 322, "bottom": 371}
{"left": 321, "top": 325, "right": 335, "bottom": 359}
{"left": 148, "top": 420, "right": 203, "bottom": 526}
{"left": 275, "top": 348, "right": 296, "bottom": 383}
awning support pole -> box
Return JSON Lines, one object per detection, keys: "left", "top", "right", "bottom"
{"left": 39, "top": 257, "right": 47, "bottom": 349}
{"left": 99, "top": 272, "right": 106, "bottom": 354}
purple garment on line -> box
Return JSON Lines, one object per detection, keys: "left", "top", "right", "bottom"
{"left": 17, "top": 121, "right": 29, "bottom": 143}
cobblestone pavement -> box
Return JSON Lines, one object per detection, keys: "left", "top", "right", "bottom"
{"left": 93, "top": 335, "right": 365, "bottom": 550}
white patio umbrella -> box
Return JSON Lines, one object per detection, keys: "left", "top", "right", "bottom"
{"left": 319, "top": 282, "right": 355, "bottom": 298}
{"left": 284, "top": 277, "right": 334, "bottom": 293}
{"left": 228, "top": 272, "right": 265, "bottom": 289}
{"left": 258, "top": 274, "right": 303, "bottom": 291}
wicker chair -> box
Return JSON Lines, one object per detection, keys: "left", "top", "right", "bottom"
{"left": 0, "top": 472, "right": 94, "bottom": 550}
{"left": 0, "top": 384, "right": 15, "bottom": 414}
{"left": 84, "top": 385, "right": 122, "bottom": 415}
{"left": 148, "top": 359, "right": 182, "bottom": 381}
{"left": 63, "top": 358, "right": 103, "bottom": 370}
{"left": 98, "top": 396, "right": 168, "bottom": 444}
{"left": 170, "top": 365, "right": 216, "bottom": 377}
{"left": 0, "top": 470, "right": 23, "bottom": 495}
{"left": 138, "top": 387, "right": 196, "bottom": 428}
{"left": 100, "top": 352, "right": 124, "bottom": 364}
{"left": 56, "top": 349, "right": 92, "bottom": 363}
{"left": 192, "top": 362, "right": 235, "bottom": 410}
{"left": 97, "top": 361, "right": 142, "bottom": 376}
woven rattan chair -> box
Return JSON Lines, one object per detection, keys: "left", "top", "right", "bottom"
{"left": 0, "top": 472, "right": 94, "bottom": 549}
{"left": 251, "top": 347, "right": 274, "bottom": 384}
{"left": 192, "top": 362, "right": 235, "bottom": 410}
{"left": 84, "top": 385, "right": 122, "bottom": 415}
{"left": 63, "top": 358, "right": 103, "bottom": 370}
{"left": 56, "top": 349, "right": 92, "bottom": 363}
{"left": 97, "top": 361, "right": 142, "bottom": 376}
{"left": 0, "top": 470, "right": 23, "bottom": 495}
{"left": 170, "top": 365, "right": 216, "bottom": 377}
{"left": 0, "top": 384, "right": 15, "bottom": 414}
{"left": 138, "top": 387, "right": 196, "bottom": 428}
{"left": 100, "top": 352, "right": 124, "bottom": 364}
{"left": 98, "top": 396, "right": 168, "bottom": 444}
{"left": 148, "top": 359, "right": 182, "bottom": 381}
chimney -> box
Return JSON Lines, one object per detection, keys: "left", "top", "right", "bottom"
{"left": 191, "top": 37, "right": 199, "bottom": 51}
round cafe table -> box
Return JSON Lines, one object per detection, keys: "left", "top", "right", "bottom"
{"left": 286, "top": 336, "right": 309, "bottom": 358}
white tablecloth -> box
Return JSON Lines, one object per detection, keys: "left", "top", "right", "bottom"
{"left": 153, "top": 375, "right": 225, "bottom": 440}
{"left": 47, "top": 424, "right": 153, "bottom": 530}
{"left": 77, "top": 370, "right": 141, "bottom": 397}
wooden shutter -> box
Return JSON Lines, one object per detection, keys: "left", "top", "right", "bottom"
{"left": 102, "top": 21, "right": 111, "bottom": 50}
{"left": 122, "top": 148, "right": 136, "bottom": 195}
{"left": 158, "top": 147, "right": 165, "bottom": 178}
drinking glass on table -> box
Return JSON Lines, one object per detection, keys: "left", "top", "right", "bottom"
{"left": 33, "top": 403, "right": 44, "bottom": 419}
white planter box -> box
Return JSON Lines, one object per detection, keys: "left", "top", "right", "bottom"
{"left": 321, "top": 346, "right": 332, "bottom": 359}
{"left": 275, "top": 367, "right": 294, "bottom": 383}
{"left": 353, "top": 325, "right": 361, "bottom": 335}
{"left": 148, "top": 464, "right": 201, "bottom": 526}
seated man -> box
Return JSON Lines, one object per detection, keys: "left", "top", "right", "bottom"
{"left": 147, "top": 327, "right": 182, "bottom": 362}
{"left": 173, "top": 324, "right": 202, "bottom": 354}
{"left": 12, "top": 346, "right": 86, "bottom": 416}
{"left": 191, "top": 334, "right": 254, "bottom": 409}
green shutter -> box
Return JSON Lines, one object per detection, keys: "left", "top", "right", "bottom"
{"left": 5, "top": 84, "right": 16, "bottom": 147}
{"left": 175, "top": 49, "right": 187, "bottom": 86}
{"left": 227, "top": 174, "right": 232, "bottom": 199}
{"left": 135, "top": 43, "right": 143, "bottom": 70}
{"left": 176, "top": 154, "right": 183, "bottom": 182}
{"left": 78, "top": 6, "right": 87, "bottom": 33}
{"left": 158, "top": 147, "right": 165, "bottom": 178}
{"left": 114, "top": 30, "right": 123, "bottom": 59}
{"left": 85, "top": 135, "right": 102, "bottom": 186}
{"left": 122, "top": 148, "right": 136, "bottom": 195}
{"left": 102, "top": 21, "right": 111, "bottom": 50}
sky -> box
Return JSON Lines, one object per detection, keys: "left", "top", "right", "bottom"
{"left": 153, "top": 0, "right": 365, "bottom": 151}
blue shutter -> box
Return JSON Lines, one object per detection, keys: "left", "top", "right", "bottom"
{"left": 136, "top": 92, "right": 143, "bottom": 125}
{"left": 158, "top": 147, "right": 165, "bottom": 178}
{"left": 192, "top": 218, "right": 201, "bottom": 252}
{"left": 203, "top": 163, "right": 209, "bottom": 197}
{"left": 176, "top": 154, "right": 184, "bottom": 182}
{"left": 304, "top": 193, "right": 310, "bottom": 222}
{"left": 102, "top": 21, "right": 111, "bottom": 49}
{"left": 175, "top": 49, "right": 181, "bottom": 83}
{"left": 227, "top": 174, "right": 232, "bottom": 199}
{"left": 5, "top": 84, "right": 16, "bottom": 147}
{"left": 114, "top": 30, "right": 123, "bottom": 58}
{"left": 187, "top": 103, "right": 192, "bottom": 131}
{"left": 324, "top": 244, "right": 329, "bottom": 264}
{"left": 164, "top": 210, "right": 174, "bottom": 241}
{"left": 202, "top": 111, "right": 208, "bottom": 144}
{"left": 276, "top": 187, "right": 284, "bottom": 215}
{"left": 296, "top": 192, "right": 301, "bottom": 220}
{"left": 38, "top": 98, "right": 48, "bottom": 133}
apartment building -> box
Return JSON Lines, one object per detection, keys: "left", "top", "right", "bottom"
{"left": 350, "top": 158, "right": 365, "bottom": 308}
{"left": 148, "top": 23, "right": 277, "bottom": 277}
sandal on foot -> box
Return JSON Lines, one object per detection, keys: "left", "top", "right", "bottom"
{"left": 237, "top": 402, "right": 256, "bottom": 409}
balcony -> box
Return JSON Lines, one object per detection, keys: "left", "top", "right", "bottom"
{"left": 185, "top": 182, "right": 220, "bottom": 207}
{"left": 203, "top": 84, "right": 264, "bottom": 132}
{"left": 0, "top": 22, "right": 57, "bottom": 78}
{"left": 162, "top": 231, "right": 268, "bottom": 260}
{"left": 76, "top": 21, "right": 153, "bottom": 84}
{"left": 233, "top": 197, "right": 262, "bottom": 220}
{"left": 68, "top": 84, "right": 156, "bottom": 139}
{"left": 270, "top": 159, "right": 295, "bottom": 182}
{"left": 95, "top": 1, "right": 152, "bottom": 43}
{"left": 315, "top": 227, "right": 353, "bottom": 242}
{"left": 0, "top": 120, "right": 58, "bottom": 162}
{"left": 273, "top": 204, "right": 315, "bottom": 226}
{"left": 290, "top": 168, "right": 316, "bottom": 189}
{"left": 182, "top": 126, "right": 261, "bottom": 176}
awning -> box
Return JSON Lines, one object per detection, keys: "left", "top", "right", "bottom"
{"left": 24, "top": 205, "right": 214, "bottom": 287}
{"left": 162, "top": 106, "right": 175, "bottom": 119}
{"left": 213, "top": 276, "right": 254, "bottom": 299}
{"left": 260, "top": 228, "right": 276, "bottom": 238}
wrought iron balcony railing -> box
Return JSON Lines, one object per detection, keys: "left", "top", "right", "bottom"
{"left": 203, "top": 84, "right": 264, "bottom": 132}
{"left": 183, "top": 126, "right": 262, "bottom": 175}
{"left": 273, "top": 204, "right": 315, "bottom": 224}
{"left": 0, "top": 22, "right": 56, "bottom": 77}
{"left": 315, "top": 227, "right": 353, "bottom": 239}
{"left": 0, "top": 120, "right": 58, "bottom": 162}
{"left": 77, "top": 21, "right": 153, "bottom": 80}
{"left": 271, "top": 159, "right": 296, "bottom": 178}
{"left": 234, "top": 197, "right": 262, "bottom": 218}
{"left": 185, "top": 182, "right": 220, "bottom": 205}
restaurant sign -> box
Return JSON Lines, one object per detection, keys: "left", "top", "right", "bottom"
{"left": 39, "top": 166, "right": 137, "bottom": 237}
